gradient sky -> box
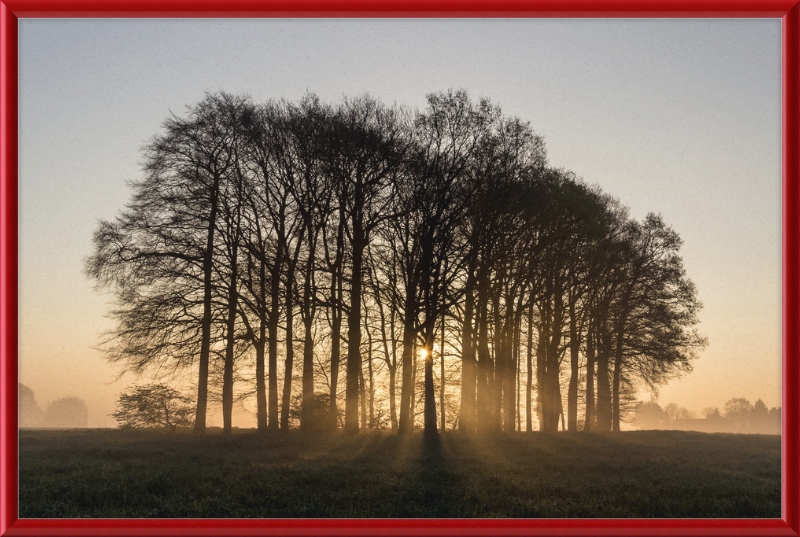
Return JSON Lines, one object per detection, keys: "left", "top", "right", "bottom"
{"left": 17, "top": 18, "right": 782, "bottom": 427}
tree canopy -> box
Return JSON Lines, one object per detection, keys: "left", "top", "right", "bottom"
{"left": 88, "top": 89, "right": 707, "bottom": 435}
{"left": 111, "top": 384, "right": 195, "bottom": 431}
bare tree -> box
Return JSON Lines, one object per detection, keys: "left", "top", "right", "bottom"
{"left": 88, "top": 89, "right": 707, "bottom": 438}
{"left": 86, "top": 92, "right": 251, "bottom": 434}
{"left": 324, "top": 96, "right": 411, "bottom": 434}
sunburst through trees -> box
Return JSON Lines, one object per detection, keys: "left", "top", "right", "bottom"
{"left": 85, "top": 89, "right": 707, "bottom": 435}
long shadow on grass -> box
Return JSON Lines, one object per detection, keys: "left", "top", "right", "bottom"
{"left": 385, "top": 433, "right": 464, "bottom": 517}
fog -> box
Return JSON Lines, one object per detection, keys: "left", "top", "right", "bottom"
{"left": 19, "top": 380, "right": 782, "bottom": 435}
{"left": 632, "top": 399, "right": 781, "bottom": 434}
{"left": 19, "top": 383, "right": 89, "bottom": 428}
{"left": 17, "top": 19, "right": 782, "bottom": 436}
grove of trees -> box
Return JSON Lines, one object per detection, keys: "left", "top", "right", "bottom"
{"left": 86, "top": 89, "right": 706, "bottom": 435}
{"left": 633, "top": 398, "right": 781, "bottom": 434}
{"left": 19, "top": 383, "right": 89, "bottom": 428}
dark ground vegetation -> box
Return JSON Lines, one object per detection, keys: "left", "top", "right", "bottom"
{"left": 19, "top": 429, "right": 780, "bottom": 518}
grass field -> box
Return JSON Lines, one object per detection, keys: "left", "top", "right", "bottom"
{"left": 18, "top": 429, "right": 781, "bottom": 518}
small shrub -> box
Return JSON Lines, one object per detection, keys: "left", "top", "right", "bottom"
{"left": 111, "top": 384, "right": 194, "bottom": 432}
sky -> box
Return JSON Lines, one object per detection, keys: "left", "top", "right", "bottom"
{"left": 17, "top": 18, "right": 782, "bottom": 428}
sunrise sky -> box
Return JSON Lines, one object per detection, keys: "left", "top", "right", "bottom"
{"left": 17, "top": 18, "right": 782, "bottom": 427}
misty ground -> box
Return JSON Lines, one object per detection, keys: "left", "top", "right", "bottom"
{"left": 19, "top": 429, "right": 780, "bottom": 518}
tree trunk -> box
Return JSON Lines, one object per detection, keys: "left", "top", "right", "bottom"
{"left": 222, "top": 186, "right": 242, "bottom": 435}
{"left": 423, "top": 333, "right": 438, "bottom": 435}
{"left": 567, "top": 298, "right": 579, "bottom": 431}
{"left": 277, "top": 228, "right": 302, "bottom": 435}
{"left": 513, "top": 309, "right": 523, "bottom": 432}
{"left": 345, "top": 226, "right": 366, "bottom": 434}
{"left": 389, "top": 365, "right": 397, "bottom": 430}
{"left": 440, "top": 311, "right": 446, "bottom": 432}
{"left": 268, "top": 221, "right": 285, "bottom": 432}
{"left": 222, "top": 268, "right": 238, "bottom": 435}
{"left": 611, "top": 301, "right": 630, "bottom": 432}
{"left": 374, "top": 265, "right": 398, "bottom": 430}
{"left": 254, "top": 248, "right": 269, "bottom": 432}
{"left": 283, "top": 230, "right": 306, "bottom": 433}
{"left": 536, "top": 324, "right": 546, "bottom": 430}
{"left": 583, "top": 325, "right": 595, "bottom": 432}
{"left": 612, "top": 354, "right": 622, "bottom": 432}
{"left": 544, "top": 290, "right": 564, "bottom": 432}
{"left": 526, "top": 302, "right": 534, "bottom": 432}
{"left": 491, "top": 292, "right": 504, "bottom": 432}
{"left": 504, "top": 295, "right": 524, "bottom": 432}
{"left": 410, "top": 342, "right": 417, "bottom": 428}
{"left": 476, "top": 270, "right": 493, "bottom": 433}
{"left": 612, "top": 325, "right": 625, "bottom": 432}
{"left": 359, "top": 361, "right": 367, "bottom": 429}
{"left": 366, "top": 320, "right": 375, "bottom": 428}
{"left": 268, "top": 306, "right": 280, "bottom": 432}
{"left": 539, "top": 312, "right": 560, "bottom": 432}
{"left": 255, "top": 339, "right": 267, "bottom": 432}
{"left": 281, "top": 274, "right": 296, "bottom": 432}
{"left": 514, "top": 326, "right": 522, "bottom": 432}
{"left": 398, "top": 294, "right": 417, "bottom": 435}
{"left": 301, "top": 234, "right": 317, "bottom": 430}
{"left": 329, "top": 213, "right": 345, "bottom": 425}
{"left": 595, "top": 330, "right": 612, "bottom": 431}
{"left": 500, "top": 330, "right": 513, "bottom": 432}
{"left": 193, "top": 176, "right": 220, "bottom": 435}
{"left": 458, "top": 257, "right": 477, "bottom": 433}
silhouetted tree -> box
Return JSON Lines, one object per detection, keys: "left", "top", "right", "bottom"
{"left": 662, "top": 402, "right": 680, "bottom": 423}
{"left": 325, "top": 96, "right": 412, "bottom": 434}
{"left": 86, "top": 92, "right": 251, "bottom": 434}
{"left": 633, "top": 401, "right": 666, "bottom": 429}
{"left": 395, "top": 90, "right": 505, "bottom": 434}
{"left": 88, "top": 89, "right": 709, "bottom": 437}
{"left": 19, "top": 383, "right": 45, "bottom": 428}
{"left": 45, "top": 396, "right": 89, "bottom": 428}
{"left": 112, "top": 384, "right": 195, "bottom": 431}
{"left": 768, "top": 406, "right": 782, "bottom": 433}
{"left": 724, "top": 397, "right": 753, "bottom": 431}
{"left": 605, "top": 215, "right": 706, "bottom": 431}
{"left": 749, "top": 398, "right": 770, "bottom": 432}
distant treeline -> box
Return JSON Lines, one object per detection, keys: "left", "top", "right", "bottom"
{"left": 634, "top": 398, "right": 781, "bottom": 434}
{"left": 19, "top": 383, "right": 88, "bottom": 428}
{"left": 87, "top": 90, "right": 706, "bottom": 435}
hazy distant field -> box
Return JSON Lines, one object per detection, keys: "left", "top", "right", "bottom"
{"left": 19, "top": 429, "right": 780, "bottom": 518}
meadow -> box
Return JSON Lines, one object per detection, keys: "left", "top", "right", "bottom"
{"left": 18, "top": 429, "right": 780, "bottom": 518}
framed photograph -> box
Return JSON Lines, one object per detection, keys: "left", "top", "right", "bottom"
{"left": 1, "top": 0, "right": 798, "bottom": 535}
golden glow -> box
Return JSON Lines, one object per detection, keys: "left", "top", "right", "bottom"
{"left": 419, "top": 348, "right": 427, "bottom": 359}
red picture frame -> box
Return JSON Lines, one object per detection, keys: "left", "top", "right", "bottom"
{"left": 1, "top": 1, "right": 798, "bottom": 535}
